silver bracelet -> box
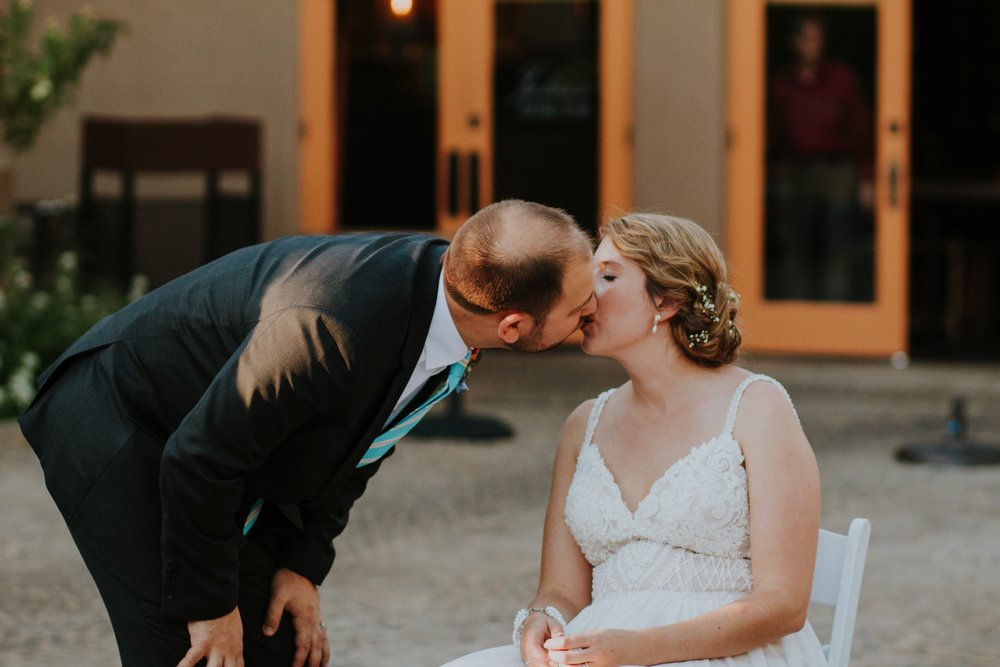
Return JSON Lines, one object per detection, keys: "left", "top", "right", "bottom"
{"left": 512, "top": 606, "right": 567, "bottom": 647}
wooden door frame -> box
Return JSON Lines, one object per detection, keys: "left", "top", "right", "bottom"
{"left": 726, "top": 0, "right": 911, "bottom": 356}
{"left": 599, "top": 0, "right": 634, "bottom": 224}
{"left": 298, "top": 0, "right": 337, "bottom": 234}
{"left": 298, "top": 0, "right": 633, "bottom": 235}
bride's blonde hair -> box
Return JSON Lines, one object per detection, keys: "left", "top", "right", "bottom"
{"left": 601, "top": 213, "right": 741, "bottom": 367}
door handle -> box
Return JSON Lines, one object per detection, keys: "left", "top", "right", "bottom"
{"left": 447, "top": 150, "right": 459, "bottom": 216}
{"left": 468, "top": 152, "right": 480, "bottom": 213}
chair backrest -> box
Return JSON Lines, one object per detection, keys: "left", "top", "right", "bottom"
{"left": 809, "top": 518, "right": 872, "bottom": 667}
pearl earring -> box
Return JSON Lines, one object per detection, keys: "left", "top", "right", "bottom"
{"left": 652, "top": 313, "right": 661, "bottom": 334}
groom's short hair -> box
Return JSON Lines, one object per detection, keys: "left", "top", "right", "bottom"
{"left": 443, "top": 199, "right": 593, "bottom": 326}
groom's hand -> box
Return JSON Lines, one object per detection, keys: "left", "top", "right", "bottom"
{"left": 178, "top": 606, "right": 244, "bottom": 667}
{"left": 263, "top": 567, "right": 330, "bottom": 667}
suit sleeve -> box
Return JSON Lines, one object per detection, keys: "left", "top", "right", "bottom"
{"left": 276, "top": 451, "right": 390, "bottom": 585}
{"left": 158, "top": 307, "right": 362, "bottom": 621}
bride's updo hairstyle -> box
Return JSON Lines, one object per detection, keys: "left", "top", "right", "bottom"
{"left": 602, "top": 213, "right": 741, "bottom": 368}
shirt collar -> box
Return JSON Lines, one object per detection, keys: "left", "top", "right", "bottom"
{"left": 424, "top": 272, "right": 469, "bottom": 371}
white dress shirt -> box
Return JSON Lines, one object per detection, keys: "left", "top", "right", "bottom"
{"left": 384, "top": 273, "right": 469, "bottom": 425}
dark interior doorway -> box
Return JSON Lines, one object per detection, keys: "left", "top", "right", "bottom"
{"left": 337, "top": 0, "right": 438, "bottom": 230}
{"left": 909, "top": 1, "right": 1000, "bottom": 359}
{"left": 492, "top": 0, "right": 599, "bottom": 236}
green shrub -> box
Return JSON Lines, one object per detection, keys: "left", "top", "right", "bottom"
{"left": 0, "top": 215, "right": 142, "bottom": 417}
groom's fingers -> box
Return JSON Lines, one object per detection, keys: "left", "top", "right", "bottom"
{"left": 320, "top": 631, "right": 331, "bottom": 666}
{"left": 175, "top": 644, "right": 205, "bottom": 667}
{"left": 304, "top": 621, "right": 326, "bottom": 667}
{"left": 290, "top": 619, "right": 311, "bottom": 667}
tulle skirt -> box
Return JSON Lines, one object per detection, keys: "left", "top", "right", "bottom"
{"left": 440, "top": 590, "right": 828, "bottom": 666}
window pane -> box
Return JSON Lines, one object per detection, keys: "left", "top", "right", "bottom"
{"left": 338, "top": 0, "right": 438, "bottom": 229}
{"left": 494, "top": 0, "right": 599, "bottom": 234}
{"left": 764, "top": 5, "right": 877, "bottom": 302}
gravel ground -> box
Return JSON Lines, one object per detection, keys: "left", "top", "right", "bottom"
{"left": 2, "top": 349, "right": 999, "bottom": 666}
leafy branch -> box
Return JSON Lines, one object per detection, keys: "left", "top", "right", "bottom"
{"left": 0, "top": 0, "right": 125, "bottom": 151}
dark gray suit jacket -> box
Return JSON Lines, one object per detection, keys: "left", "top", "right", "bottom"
{"left": 19, "top": 232, "right": 449, "bottom": 621}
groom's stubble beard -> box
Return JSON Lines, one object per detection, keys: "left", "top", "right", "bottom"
{"left": 508, "top": 336, "right": 560, "bottom": 353}
{"left": 505, "top": 326, "right": 549, "bottom": 353}
{"left": 506, "top": 317, "right": 583, "bottom": 353}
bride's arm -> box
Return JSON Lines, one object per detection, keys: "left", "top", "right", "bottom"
{"left": 545, "top": 382, "right": 821, "bottom": 666}
{"left": 518, "top": 400, "right": 596, "bottom": 666}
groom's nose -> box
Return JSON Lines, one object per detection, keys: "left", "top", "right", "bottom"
{"left": 581, "top": 293, "right": 597, "bottom": 317}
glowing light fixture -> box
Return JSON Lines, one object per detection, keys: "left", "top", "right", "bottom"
{"left": 390, "top": 0, "right": 413, "bottom": 18}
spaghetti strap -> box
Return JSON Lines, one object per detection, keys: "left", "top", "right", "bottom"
{"left": 721, "top": 374, "right": 797, "bottom": 438}
{"left": 583, "top": 389, "right": 616, "bottom": 448}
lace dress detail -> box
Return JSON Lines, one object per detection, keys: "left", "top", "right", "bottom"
{"left": 566, "top": 383, "right": 755, "bottom": 602}
{"left": 441, "top": 374, "right": 826, "bottom": 667}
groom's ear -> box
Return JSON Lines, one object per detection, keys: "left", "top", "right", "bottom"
{"left": 497, "top": 311, "right": 530, "bottom": 344}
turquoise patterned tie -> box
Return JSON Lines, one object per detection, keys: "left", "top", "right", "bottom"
{"left": 243, "top": 348, "right": 478, "bottom": 535}
{"left": 357, "top": 348, "right": 475, "bottom": 466}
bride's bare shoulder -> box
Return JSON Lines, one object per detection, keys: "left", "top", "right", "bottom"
{"left": 557, "top": 387, "right": 620, "bottom": 457}
{"left": 562, "top": 398, "right": 595, "bottom": 435}
{"left": 551, "top": 398, "right": 597, "bottom": 468}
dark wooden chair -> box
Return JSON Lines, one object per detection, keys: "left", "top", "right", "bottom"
{"left": 79, "top": 116, "right": 262, "bottom": 286}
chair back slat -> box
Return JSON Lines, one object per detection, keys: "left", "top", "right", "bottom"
{"left": 811, "top": 529, "right": 847, "bottom": 605}
{"left": 809, "top": 518, "right": 872, "bottom": 667}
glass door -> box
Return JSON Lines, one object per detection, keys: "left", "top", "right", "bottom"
{"left": 299, "top": 0, "right": 441, "bottom": 233}
{"left": 437, "top": 0, "right": 633, "bottom": 236}
{"left": 493, "top": 1, "right": 599, "bottom": 233}
{"left": 727, "top": 0, "right": 911, "bottom": 356}
{"left": 298, "top": 0, "right": 633, "bottom": 236}
{"left": 336, "top": 0, "right": 439, "bottom": 230}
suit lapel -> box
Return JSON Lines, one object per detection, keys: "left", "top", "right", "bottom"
{"left": 344, "top": 241, "right": 447, "bottom": 468}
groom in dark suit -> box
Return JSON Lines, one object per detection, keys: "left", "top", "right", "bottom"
{"left": 18, "top": 199, "right": 596, "bottom": 667}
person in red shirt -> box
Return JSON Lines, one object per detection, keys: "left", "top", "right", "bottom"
{"left": 766, "top": 13, "right": 874, "bottom": 301}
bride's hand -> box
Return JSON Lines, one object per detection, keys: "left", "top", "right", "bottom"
{"left": 520, "top": 613, "right": 564, "bottom": 667}
{"left": 543, "top": 628, "right": 639, "bottom": 667}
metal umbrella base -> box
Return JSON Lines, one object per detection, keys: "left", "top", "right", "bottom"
{"left": 410, "top": 392, "right": 514, "bottom": 441}
{"left": 895, "top": 397, "right": 1000, "bottom": 465}
{"left": 895, "top": 441, "right": 1000, "bottom": 465}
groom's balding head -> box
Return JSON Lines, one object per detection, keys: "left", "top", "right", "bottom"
{"left": 443, "top": 199, "right": 593, "bottom": 327}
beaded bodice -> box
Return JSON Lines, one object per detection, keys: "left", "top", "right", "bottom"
{"left": 564, "top": 375, "right": 786, "bottom": 601}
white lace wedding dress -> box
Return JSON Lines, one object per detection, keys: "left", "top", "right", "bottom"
{"left": 442, "top": 375, "right": 828, "bottom": 666}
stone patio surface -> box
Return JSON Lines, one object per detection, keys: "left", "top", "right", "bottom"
{"left": 2, "top": 349, "right": 999, "bottom": 666}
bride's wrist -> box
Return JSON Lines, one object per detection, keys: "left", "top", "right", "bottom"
{"left": 512, "top": 605, "right": 566, "bottom": 647}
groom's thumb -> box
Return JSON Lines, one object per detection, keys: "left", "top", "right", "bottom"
{"left": 262, "top": 596, "right": 284, "bottom": 636}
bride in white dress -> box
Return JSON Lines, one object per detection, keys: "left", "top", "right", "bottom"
{"left": 442, "top": 214, "right": 827, "bottom": 667}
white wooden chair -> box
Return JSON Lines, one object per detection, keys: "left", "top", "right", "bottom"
{"left": 810, "top": 518, "right": 872, "bottom": 667}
